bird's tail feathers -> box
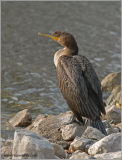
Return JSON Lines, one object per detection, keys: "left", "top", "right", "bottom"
{"left": 90, "top": 119, "right": 107, "bottom": 136}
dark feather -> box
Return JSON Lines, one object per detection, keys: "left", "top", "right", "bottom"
{"left": 57, "top": 55, "right": 105, "bottom": 121}
{"left": 75, "top": 55, "right": 106, "bottom": 114}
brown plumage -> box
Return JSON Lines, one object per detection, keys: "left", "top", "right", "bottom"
{"left": 38, "top": 31, "right": 107, "bottom": 135}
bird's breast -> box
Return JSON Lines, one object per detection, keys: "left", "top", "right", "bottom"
{"left": 54, "top": 48, "right": 65, "bottom": 67}
{"left": 54, "top": 51, "right": 59, "bottom": 67}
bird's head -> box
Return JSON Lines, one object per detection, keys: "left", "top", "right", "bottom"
{"left": 38, "top": 31, "right": 78, "bottom": 50}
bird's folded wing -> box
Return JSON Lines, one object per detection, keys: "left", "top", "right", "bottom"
{"left": 75, "top": 55, "right": 105, "bottom": 114}
{"left": 57, "top": 56, "right": 101, "bottom": 119}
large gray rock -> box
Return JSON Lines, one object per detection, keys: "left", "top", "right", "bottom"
{"left": 9, "top": 109, "right": 32, "bottom": 127}
{"left": 52, "top": 143, "right": 66, "bottom": 159}
{"left": 82, "top": 126, "right": 105, "bottom": 140}
{"left": 69, "top": 136, "right": 95, "bottom": 152}
{"left": 103, "top": 105, "right": 121, "bottom": 124}
{"left": 94, "top": 151, "right": 121, "bottom": 159}
{"left": 26, "top": 111, "right": 87, "bottom": 143}
{"left": 26, "top": 111, "right": 71, "bottom": 143}
{"left": 61, "top": 123, "right": 86, "bottom": 141}
{"left": 12, "top": 129, "right": 56, "bottom": 159}
{"left": 88, "top": 133, "right": 121, "bottom": 155}
{"left": 69, "top": 151, "right": 95, "bottom": 159}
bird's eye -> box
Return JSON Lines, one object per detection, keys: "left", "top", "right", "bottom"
{"left": 53, "top": 31, "right": 61, "bottom": 37}
{"left": 55, "top": 32, "right": 59, "bottom": 36}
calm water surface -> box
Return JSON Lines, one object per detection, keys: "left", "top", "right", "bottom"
{"left": 1, "top": 1, "right": 121, "bottom": 139}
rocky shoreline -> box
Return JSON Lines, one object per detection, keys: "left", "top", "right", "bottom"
{"left": 1, "top": 72, "right": 121, "bottom": 159}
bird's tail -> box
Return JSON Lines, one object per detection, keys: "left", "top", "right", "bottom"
{"left": 90, "top": 119, "right": 107, "bottom": 136}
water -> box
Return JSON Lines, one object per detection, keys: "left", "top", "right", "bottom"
{"left": 1, "top": 1, "right": 121, "bottom": 139}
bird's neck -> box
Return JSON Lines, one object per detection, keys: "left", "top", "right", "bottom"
{"left": 64, "top": 47, "right": 78, "bottom": 56}
{"left": 54, "top": 46, "right": 78, "bottom": 67}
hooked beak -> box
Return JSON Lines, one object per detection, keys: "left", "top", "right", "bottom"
{"left": 38, "top": 32, "right": 59, "bottom": 41}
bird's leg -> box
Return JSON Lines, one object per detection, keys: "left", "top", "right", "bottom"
{"left": 82, "top": 118, "right": 89, "bottom": 125}
{"left": 63, "top": 113, "right": 88, "bottom": 126}
{"left": 63, "top": 114, "right": 84, "bottom": 125}
{"left": 74, "top": 118, "right": 83, "bottom": 125}
{"left": 75, "top": 116, "right": 89, "bottom": 126}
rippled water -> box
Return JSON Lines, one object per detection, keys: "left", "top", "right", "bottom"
{"left": 1, "top": 1, "right": 121, "bottom": 139}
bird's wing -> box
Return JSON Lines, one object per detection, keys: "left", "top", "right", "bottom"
{"left": 75, "top": 55, "right": 105, "bottom": 114}
{"left": 57, "top": 55, "right": 101, "bottom": 120}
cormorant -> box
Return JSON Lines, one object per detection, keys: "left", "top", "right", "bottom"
{"left": 38, "top": 31, "right": 107, "bottom": 135}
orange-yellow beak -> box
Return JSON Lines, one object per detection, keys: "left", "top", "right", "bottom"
{"left": 38, "top": 32, "right": 59, "bottom": 41}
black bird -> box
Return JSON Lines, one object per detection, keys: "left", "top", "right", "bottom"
{"left": 38, "top": 31, "right": 107, "bottom": 135}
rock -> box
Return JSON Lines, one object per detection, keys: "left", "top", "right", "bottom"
{"left": 106, "top": 85, "right": 121, "bottom": 106}
{"left": 88, "top": 133, "right": 121, "bottom": 155}
{"left": 1, "top": 138, "right": 6, "bottom": 146}
{"left": 26, "top": 111, "right": 87, "bottom": 143}
{"left": 1, "top": 139, "right": 13, "bottom": 159}
{"left": 9, "top": 109, "right": 32, "bottom": 127}
{"left": 103, "top": 105, "right": 121, "bottom": 124}
{"left": 61, "top": 123, "right": 86, "bottom": 141}
{"left": 60, "top": 111, "right": 75, "bottom": 125}
{"left": 102, "top": 120, "right": 120, "bottom": 135}
{"left": 69, "top": 151, "right": 95, "bottom": 159}
{"left": 82, "top": 126, "right": 105, "bottom": 140}
{"left": 69, "top": 136, "right": 94, "bottom": 152}
{"left": 26, "top": 112, "right": 71, "bottom": 143}
{"left": 101, "top": 72, "right": 121, "bottom": 107}
{"left": 12, "top": 129, "right": 56, "bottom": 159}
{"left": 29, "top": 114, "right": 47, "bottom": 128}
{"left": 115, "top": 91, "right": 121, "bottom": 107}
{"left": 116, "top": 123, "right": 121, "bottom": 131}
{"left": 106, "top": 126, "right": 120, "bottom": 135}
{"left": 57, "top": 141, "right": 69, "bottom": 149}
{"left": 94, "top": 151, "right": 121, "bottom": 159}
{"left": 101, "top": 72, "right": 120, "bottom": 92}
{"left": 85, "top": 143, "right": 94, "bottom": 153}
{"left": 52, "top": 143, "right": 66, "bottom": 158}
